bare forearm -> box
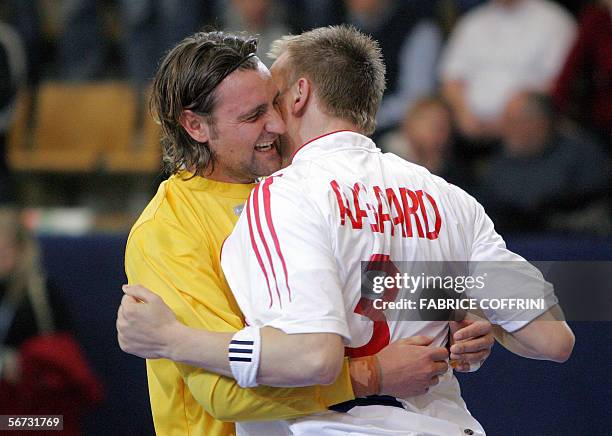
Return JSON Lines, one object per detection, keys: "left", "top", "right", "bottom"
{"left": 492, "top": 324, "right": 543, "bottom": 359}
{"left": 258, "top": 328, "right": 344, "bottom": 386}
{"left": 166, "top": 322, "right": 234, "bottom": 377}
{"left": 165, "top": 323, "right": 345, "bottom": 386}
{"left": 494, "top": 306, "right": 575, "bottom": 362}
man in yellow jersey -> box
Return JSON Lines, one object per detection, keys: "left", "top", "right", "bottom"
{"left": 123, "top": 31, "right": 494, "bottom": 435}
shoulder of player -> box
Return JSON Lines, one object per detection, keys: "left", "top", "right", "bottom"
{"left": 382, "top": 152, "right": 455, "bottom": 189}
{"left": 386, "top": 153, "right": 481, "bottom": 213}
{"left": 261, "top": 161, "right": 315, "bottom": 196}
{"left": 127, "top": 184, "right": 205, "bottom": 252}
{"left": 128, "top": 181, "right": 169, "bottom": 238}
{"left": 126, "top": 216, "right": 209, "bottom": 267}
{"left": 128, "top": 213, "right": 195, "bottom": 243}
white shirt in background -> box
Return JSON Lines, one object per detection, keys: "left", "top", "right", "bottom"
{"left": 440, "top": 0, "right": 576, "bottom": 120}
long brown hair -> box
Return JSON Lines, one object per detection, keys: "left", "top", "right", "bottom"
{"left": 150, "top": 31, "right": 259, "bottom": 177}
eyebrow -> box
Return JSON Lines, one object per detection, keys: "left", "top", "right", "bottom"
{"left": 237, "top": 103, "right": 268, "bottom": 122}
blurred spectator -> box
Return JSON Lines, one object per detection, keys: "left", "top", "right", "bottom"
{"left": 553, "top": 0, "right": 612, "bottom": 148}
{"left": 286, "top": 0, "right": 344, "bottom": 32}
{"left": 58, "top": 0, "right": 207, "bottom": 84}
{"left": 0, "top": 208, "right": 104, "bottom": 434}
{"left": 118, "top": 0, "right": 207, "bottom": 84}
{"left": 456, "top": 0, "right": 489, "bottom": 13}
{"left": 0, "top": 21, "right": 26, "bottom": 204}
{"left": 440, "top": 0, "right": 576, "bottom": 141}
{"left": 438, "top": 0, "right": 487, "bottom": 34}
{"left": 552, "top": 0, "right": 592, "bottom": 15}
{"left": 478, "top": 91, "right": 609, "bottom": 232}
{"left": 57, "top": 0, "right": 107, "bottom": 80}
{"left": 345, "top": 0, "right": 443, "bottom": 132}
{"left": 380, "top": 96, "right": 472, "bottom": 188}
{"left": 1, "top": 0, "right": 43, "bottom": 84}
{"left": 223, "top": 0, "right": 289, "bottom": 67}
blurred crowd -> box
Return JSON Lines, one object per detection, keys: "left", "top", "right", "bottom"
{"left": 0, "top": 207, "right": 103, "bottom": 433}
{"left": 0, "top": 0, "right": 610, "bottom": 234}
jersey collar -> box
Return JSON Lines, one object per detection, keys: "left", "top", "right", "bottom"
{"left": 290, "top": 130, "right": 377, "bottom": 163}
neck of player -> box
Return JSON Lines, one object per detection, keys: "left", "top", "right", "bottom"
{"left": 288, "top": 114, "right": 363, "bottom": 161}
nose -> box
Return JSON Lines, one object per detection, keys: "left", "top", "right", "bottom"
{"left": 265, "top": 106, "right": 286, "bottom": 135}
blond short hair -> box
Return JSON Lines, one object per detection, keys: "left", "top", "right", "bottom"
{"left": 269, "top": 25, "right": 385, "bottom": 135}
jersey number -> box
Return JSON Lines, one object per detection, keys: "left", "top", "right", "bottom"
{"left": 346, "top": 254, "right": 399, "bottom": 358}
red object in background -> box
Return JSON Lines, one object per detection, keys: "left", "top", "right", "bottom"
{"left": 0, "top": 332, "right": 104, "bottom": 436}
{"left": 553, "top": 4, "right": 612, "bottom": 143}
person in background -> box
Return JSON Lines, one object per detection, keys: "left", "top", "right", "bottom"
{"left": 286, "top": 0, "right": 344, "bottom": 32}
{"left": 477, "top": 91, "right": 609, "bottom": 232}
{"left": 119, "top": 0, "right": 208, "bottom": 85}
{"left": 344, "top": 0, "right": 443, "bottom": 133}
{"left": 553, "top": 0, "right": 612, "bottom": 149}
{"left": 0, "top": 20, "right": 26, "bottom": 204}
{"left": 0, "top": 0, "right": 42, "bottom": 85}
{"left": 223, "top": 0, "right": 290, "bottom": 68}
{"left": 440, "top": 0, "right": 576, "bottom": 142}
{"left": 57, "top": 0, "right": 207, "bottom": 84}
{"left": 380, "top": 96, "right": 472, "bottom": 189}
{"left": 0, "top": 208, "right": 103, "bottom": 435}
{"left": 56, "top": 0, "right": 107, "bottom": 80}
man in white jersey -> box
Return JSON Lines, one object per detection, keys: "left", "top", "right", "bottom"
{"left": 118, "top": 26, "right": 574, "bottom": 435}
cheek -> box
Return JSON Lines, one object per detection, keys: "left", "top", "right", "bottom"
{"left": 238, "top": 122, "right": 265, "bottom": 143}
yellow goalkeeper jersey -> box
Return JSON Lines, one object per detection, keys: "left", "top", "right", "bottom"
{"left": 125, "top": 171, "right": 354, "bottom": 436}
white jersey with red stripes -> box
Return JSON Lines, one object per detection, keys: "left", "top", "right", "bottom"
{"left": 220, "top": 130, "right": 557, "bottom": 436}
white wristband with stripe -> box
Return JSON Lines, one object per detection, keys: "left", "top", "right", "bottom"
{"left": 228, "top": 326, "right": 261, "bottom": 388}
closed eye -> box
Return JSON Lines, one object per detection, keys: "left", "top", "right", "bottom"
{"left": 246, "top": 109, "right": 265, "bottom": 122}
{"left": 238, "top": 104, "right": 267, "bottom": 123}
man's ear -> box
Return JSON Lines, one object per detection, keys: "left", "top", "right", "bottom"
{"left": 179, "top": 110, "right": 210, "bottom": 143}
{"left": 291, "top": 78, "right": 310, "bottom": 116}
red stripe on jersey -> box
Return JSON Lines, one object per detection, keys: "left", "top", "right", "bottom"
{"left": 253, "top": 183, "right": 283, "bottom": 308}
{"left": 262, "top": 177, "right": 292, "bottom": 302}
{"left": 246, "top": 189, "right": 274, "bottom": 308}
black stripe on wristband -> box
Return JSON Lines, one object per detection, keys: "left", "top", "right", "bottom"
{"left": 229, "top": 357, "right": 252, "bottom": 362}
{"left": 231, "top": 340, "right": 255, "bottom": 345}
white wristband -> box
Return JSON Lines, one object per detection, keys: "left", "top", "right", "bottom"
{"left": 228, "top": 326, "right": 261, "bottom": 388}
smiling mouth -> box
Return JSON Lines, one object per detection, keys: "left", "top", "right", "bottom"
{"left": 254, "top": 140, "right": 277, "bottom": 152}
